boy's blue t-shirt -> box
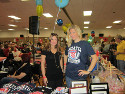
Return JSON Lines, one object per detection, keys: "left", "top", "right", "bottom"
{"left": 65, "top": 41, "right": 95, "bottom": 80}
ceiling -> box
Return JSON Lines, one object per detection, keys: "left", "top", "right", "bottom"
{"left": 0, "top": 0, "right": 125, "bottom": 33}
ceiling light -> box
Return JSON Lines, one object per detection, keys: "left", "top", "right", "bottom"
{"left": 24, "top": 28, "right": 29, "bottom": 30}
{"left": 106, "top": 26, "right": 112, "bottom": 28}
{"left": 83, "top": 11, "right": 92, "bottom": 16}
{"left": 44, "top": 28, "right": 48, "bottom": 29}
{"left": 84, "top": 21, "right": 90, "bottom": 24}
{"left": 21, "top": 0, "right": 30, "bottom": 1}
{"left": 14, "top": 17, "right": 21, "bottom": 20}
{"left": 43, "top": 13, "right": 53, "bottom": 17}
{"left": 123, "top": 28, "right": 125, "bottom": 29}
{"left": 84, "top": 27, "right": 89, "bottom": 28}
{"left": 8, "top": 15, "right": 21, "bottom": 20}
{"left": 8, "top": 24, "right": 17, "bottom": 27}
{"left": 8, "top": 16, "right": 15, "bottom": 18}
{"left": 8, "top": 29, "right": 14, "bottom": 30}
{"left": 113, "top": 20, "right": 122, "bottom": 23}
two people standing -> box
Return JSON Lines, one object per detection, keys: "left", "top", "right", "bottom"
{"left": 41, "top": 25, "right": 98, "bottom": 89}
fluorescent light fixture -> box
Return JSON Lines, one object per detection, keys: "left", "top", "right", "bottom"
{"left": 25, "top": 28, "right": 29, "bottom": 30}
{"left": 8, "top": 24, "right": 17, "bottom": 27}
{"left": 8, "top": 15, "right": 21, "bottom": 20}
{"left": 44, "top": 28, "right": 48, "bottom": 29}
{"left": 106, "top": 26, "right": 112, "bottom": 28}
{"left": 83, "top": 11, "right": 92, "bottom": 16}
{"left": 84, "top": 21, "right": 90, "bottom": 24}
{"left": 8, "top": 29, "right": 14, "bottom": 30}
{"left": 21, "top": 0, "right": 30, "bottom": 1}
{"left": 84, "top": 27, "right": 89, "bottom": 28}
{"left": 8, "top": 16, "right": 15, "bottom": 18}
{"left": 13, "top": 17, "right": 21, "bottom": 20}
{"left": 123, "top": 28, "right": 125, "bottom": 29}
{"left": 113, "top": 20, "right": 122, "bottom": 23}
{"left": 43, "top": 13, "right": 53, "bottom": 17}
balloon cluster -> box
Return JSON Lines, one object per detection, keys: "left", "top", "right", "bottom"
{"left": 62, "top": 23, "right": 71, "bottom": 35}
{"left": 87, "top": 33, "right": 92, "bottom": 43}
{"left": 36, "top": 0, "right": 43, "bottom": 17}
{"left": 91, "top": 31, "right": 95, "bottom": 37}
{"left": 87, "top": 31, "right": 95, "bottom": 42}
{"left": 53, "top": 0, "right": 69, "bottom": 32}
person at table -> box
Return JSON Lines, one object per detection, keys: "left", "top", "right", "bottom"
{"left": 0, "top": 44, "right": 4, "bottom": 57}
{"left": 64, "top": 25, "right": 98, "bottom": 88}
{"left": 41, "top": 33, "right": 63, "bottom": 90}
{"left": 0, "top": 53, "right": 31, "bottom": 88}
{"left": 109, "top": 38, "right": 117, "bottom": 67}
{"left": 114, "top": 35, "right": 125, "bottom": 73}
{"left": 11, "top": 46, "right": 22, "bottom": 68}
{"left": 0, "top": 45, "right": 5, "bottom": 70}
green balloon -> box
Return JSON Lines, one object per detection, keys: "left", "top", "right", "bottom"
{"left": 64, "top": 32, "right": 67, "bottom": 35}
{"left": 81, "top": 30, "right": 84, "bottom": 33}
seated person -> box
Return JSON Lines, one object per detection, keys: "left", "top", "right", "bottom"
{"left": 12, "top": 47, "right": 22, "bottom": 62}
{"left": 11, "top": 46, "right": 22, "bottom": 68}
{"left": 0, "top": 53, "right": 31, "bottom": 88}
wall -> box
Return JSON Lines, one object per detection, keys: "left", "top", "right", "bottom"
{"left": 83, "top": 29, "right": 125, "bottom": 37}
{"left": 0, "top": 30, "right": 66, "bottom": 38}
{"left": 0, "top": 29, "right": 125, "bottom": 38}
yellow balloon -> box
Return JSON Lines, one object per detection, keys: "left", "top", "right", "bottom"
{"left": 65, "top": 23, "right": 71, "bottom": 28}
{"left": 62, "top": 26, "right": 68, "bottom": 32}
{"left": 88, "top": 33, "right": 90, "bottom": 37}
{"left": 36, "top": 5, "right": 43, "bottom": 17}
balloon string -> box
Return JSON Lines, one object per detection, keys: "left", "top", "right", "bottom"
{"left": 53, "top": 7, "right": 60, "bottom": 33}
{"left": 37, "top": 17, "right": 40, "bottom": 41}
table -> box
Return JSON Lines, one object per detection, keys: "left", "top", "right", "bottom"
{"left": 102, "top": 54, "right": 109, "bottom": 60}
{"left": 0, "top": 57, "right": 6, "bottom": 62}
{"left": 0, "top": 71, "right": 8, "bottom": 80}
{"left": 98, "top": 60, "right": 125, "bottom": 94}
{"left": 0, "top": 57, "right": 7, "bottom": 71}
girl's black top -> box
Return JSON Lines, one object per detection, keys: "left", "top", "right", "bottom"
{"left": 41, "top": 50, "right": 63, "bottom": 81}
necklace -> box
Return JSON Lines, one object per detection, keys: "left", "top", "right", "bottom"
{"left": 51, "top": 48, "right": 57, "bottom": 54}
{"left": 54, "top": 53, "right": 60, "bottom": 68}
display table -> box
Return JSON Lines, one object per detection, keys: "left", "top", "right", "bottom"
{"left": 97, "top": 57, "right": 125, "bottom": 94}
{"left": 102, "top": 54, "right": 109, "bottom": 60}
{"left": 0, "top": 71, "right": 8, "bottom": 80}
{"left": 0, "top": 57, "right": 7, "bottom": 71}
{"left": 0, "top": 57, "right": 7, "bottom": 62}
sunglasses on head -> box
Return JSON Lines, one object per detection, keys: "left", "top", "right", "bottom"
{"left": 51, "top": 33, "right": 58, "bottom": 36}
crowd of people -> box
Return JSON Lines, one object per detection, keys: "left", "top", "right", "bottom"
{"left": 92, "top": 35, "right": 125, "bottom": 74}
{"left": 0, "top": 42, "right": 34, "bottom": 69}
{"left": 0, "top": 25, "right": 125, "bottom": 90}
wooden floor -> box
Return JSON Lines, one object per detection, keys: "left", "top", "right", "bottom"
{"left": 34, "top": 74, "right": 90, "bottom": 88}
{"left": 34, "top": 76, "right": 67, "bottom": 87}
{"left": 32, "top": 75, "right": 44, "bottom": 87}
